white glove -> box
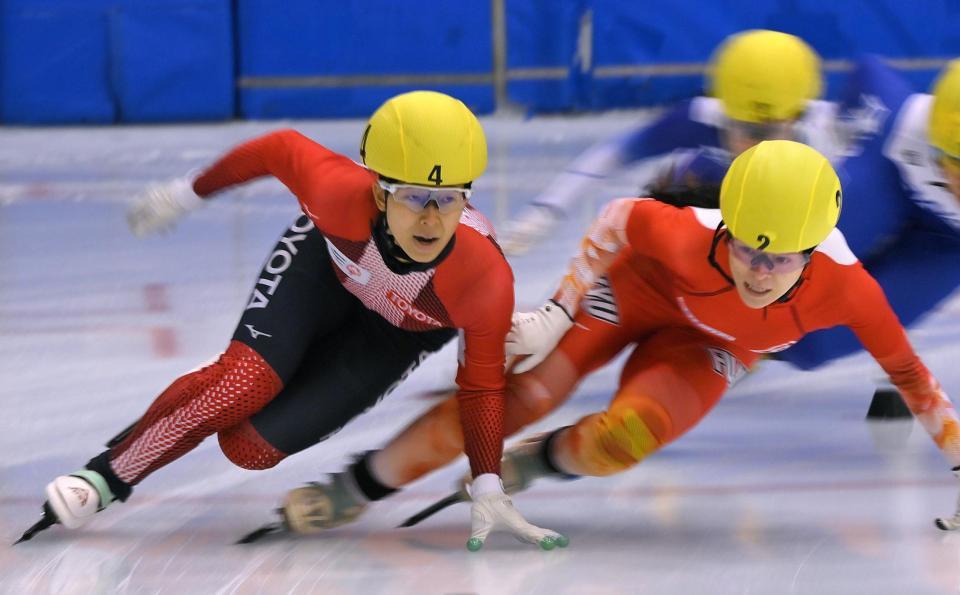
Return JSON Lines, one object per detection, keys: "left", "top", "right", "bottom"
{"left": 466, "top": 473, "right": 568, "bottom": 551}
{"left": 506, "top": 300, "right": 575, "bottom": 374}
{"left": 498, "top": 205, "right": 562, "bottom": 256}
{"left": 935, "top": 465, "right": 960, "bottom": 530}
{"left": 127, "top": 176, "right": 205, "bottom": 237}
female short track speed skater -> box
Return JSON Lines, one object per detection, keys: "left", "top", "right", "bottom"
{"left": 281, "top": 140, "right": 960, "bottom": 535}
{"left": 18, "top": 91, "right": 567, "bottom": 551}
{"left": 601, "top": 56, "right": 960, "bottom": 372}
{"left": 510, "top": 49, "right": 960, "bottom": 375}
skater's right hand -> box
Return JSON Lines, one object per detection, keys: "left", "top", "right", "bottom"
{"left": 498, "top": 205, "right": 562, "bottom": 256}
{"left": 465, "top": 473, "right": 568, "bottom": 551}
{"left": 505, "top": 301, "right": 574, "bottom": 374}
{"left": 127, "top": 176, "right": 205, "bottom": 237}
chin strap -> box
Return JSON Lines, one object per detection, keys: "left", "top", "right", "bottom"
{"left": 371, "top": 211, "right": 457, "bottom": 274}
{"left": 707, "top": 225, "right": 737, "bottom": 286}
{"left": 374, "top": 212, "right": 414, "bottom": 263}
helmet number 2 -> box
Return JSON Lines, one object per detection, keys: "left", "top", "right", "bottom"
{"left": 428, "top": 165, "right": 443, "bottom": 186}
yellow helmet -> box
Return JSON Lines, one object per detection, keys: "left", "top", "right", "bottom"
{"left": 360, "top": 90, "right": 487, "bottom": 186}
{"left": 720, "top": 140, "right": 842, "bottom": 253}
{"left": 708, "top": 29, "right": 823, "bottom": 123}
{"left": 930, "top": 59, "right": 960, "bottom": 159}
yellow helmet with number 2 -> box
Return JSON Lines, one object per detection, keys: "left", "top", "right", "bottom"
{"left": 360, "top": 90, "right": 488, "bottom": 186}
{"left": 930, "top": 59, "right": 960, "bottom": 160}
{"left": 709, "top": 29, "right": 823, "bottom": 123}
{"left": 720, "top": 140, "right": 842, "bottom": 253}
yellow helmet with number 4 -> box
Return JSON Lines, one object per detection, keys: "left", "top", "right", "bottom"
{"left": 709, "top": 30, "right": 823, "bottom": 123}
{"left": 360, "top": 90, "right": 488, "bottom": 186}
{"left": 720, "top": 140, "right": 842, "bottom": 253}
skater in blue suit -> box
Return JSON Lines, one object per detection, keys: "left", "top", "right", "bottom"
{"left": 781, "top": 56, "right": 960, "bottom": 368}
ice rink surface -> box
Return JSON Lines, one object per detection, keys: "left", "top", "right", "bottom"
{"left": 2, "top": 112, "right": 959, "bottom": 594}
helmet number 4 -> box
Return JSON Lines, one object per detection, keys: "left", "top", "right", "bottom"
{"left": 428, "top": 165, "right": 443, "bottom": 186}
{"left": 359, "top": 125, "right": 372, "bottom": 159}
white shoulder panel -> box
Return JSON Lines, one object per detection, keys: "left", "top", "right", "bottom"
{"left": 688, "top": 97, "right": 726, "bottom": 128}
{"left": 690, "top": 206, "right": 723, "bottom": 230}
{"left": 814, "top": 228, "right": 859, "bottom": 265}
{"left": 882, "top": 94, "right": 960, "bottom": 231}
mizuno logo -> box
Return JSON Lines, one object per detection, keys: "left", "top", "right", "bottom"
{"left": 68, "top": 486, "right": 89, "bottom": 507}
{"left": 245, "top": 325, "right": 272, "bottom": 340}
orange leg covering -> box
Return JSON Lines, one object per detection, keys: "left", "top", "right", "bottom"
{"left": 552, "top": 329, "right": 752, "bottom": 476}
{"left": 370, "top": 347, "right": 587, "bottom": 487}
{"left": 370, "top": 310, "right": 636, "bottom": 488}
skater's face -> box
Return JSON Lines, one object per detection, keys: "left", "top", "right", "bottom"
{"left": 723, "top": 118, "right": 797, "bottom": 156}
{"left": 727, "top": 237, "right": 807, "bottom": 308}
{"left": 375, "top": 181, "right": 468, "bottom": 262}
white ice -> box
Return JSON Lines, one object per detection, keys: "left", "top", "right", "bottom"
{"left": 1, "top": 113, "right": 959, "bottom": 594}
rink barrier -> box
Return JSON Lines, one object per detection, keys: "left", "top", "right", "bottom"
{"left": 3, "top": 0, "right": 960, "bottom": 122}
{"left": 236, "top": 58, "right": 953, "bottom": 89}
{"left": 1, "top": 0, "right": 233, "bottom": 124}
{"left": 235, "top": 0, "right": 960, "bottom": 117}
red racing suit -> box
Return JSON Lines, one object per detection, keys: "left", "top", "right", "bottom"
{"left": 193, "top": 129, "right": 514, "bottom": 476}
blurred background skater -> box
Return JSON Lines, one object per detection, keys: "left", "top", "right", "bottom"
{"left": 498, "top": 29, "right": 832, "bottom": 255}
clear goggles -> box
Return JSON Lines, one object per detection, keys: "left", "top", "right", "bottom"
{"left": 378, "top": 180, "right": 470, "bottom": 214}
{"left": 932, "top": 147, "right": 960, "bottom": 175}
{"left": 728, "top": 237, "right": 810, "bottom": 273}
{"left": 725, "top": 118, "right": 797, "bottom": 143}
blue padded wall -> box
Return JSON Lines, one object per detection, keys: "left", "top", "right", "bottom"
{"left": 547, "top": 0, "right": 960, "bottom": 112}
{"left": 3, "top": 0, "right": 960, "bottom": 122}
{"left": 1, "top": 0, "right": 233, "bottom": 124}
{"left": 503, "top": 0, "right": 584, "bottom": 112}
{"left": 236, "top": 1, "right": 494, "bottom": 118}
{"left": 111, "top": 0, "right": 234, "bottom": 122}
{"left": 1, "top": 0, "right": 116, "bottom": 123}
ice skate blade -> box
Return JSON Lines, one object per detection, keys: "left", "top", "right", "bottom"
{"left": 397, "top": 492, "right": 464, "bottom": 528}
{"left": 13, "top": 502, "right": 58, "bottom": 545}
{"left": 236, "top": 521, "right": 286, "bottom": 544}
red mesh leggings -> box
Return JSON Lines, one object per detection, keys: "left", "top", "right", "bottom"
{"left": 218, "top": 420, "right": 287, "bottom": 470}
{"left": 110, "top": 340, "right": 283, "bottom": 485}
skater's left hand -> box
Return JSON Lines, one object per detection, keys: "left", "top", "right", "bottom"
{"left": 935, "top": 465, "right": 960, "bottom": 530}
{"left": 465, "top": 473, "right": 568, "bottom": 551}
{"left": 127, "top": 176, "right": 205, "bottom": 237}
{"left": 505, "top": 301, "right": 574, "bottom": 374}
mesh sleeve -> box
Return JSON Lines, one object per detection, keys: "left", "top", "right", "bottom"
{"left": 457, "top": 391, "right": 505, "bottom": 477}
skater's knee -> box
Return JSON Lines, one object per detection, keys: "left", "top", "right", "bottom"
{"left": 218, "top": 421, "right": 287, "bottom": 470}
{"left": 600, "top": 407, "right": 662, "bottom": 469}
{"left": 193, "top": 341, "right": 284, "bottom": 431}
{"left": 582, "top": 402, "right": 671, "bottom": 475}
